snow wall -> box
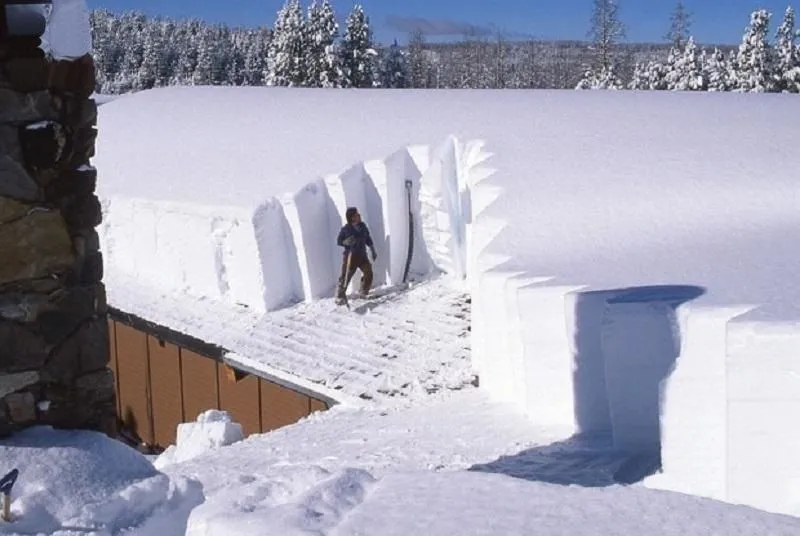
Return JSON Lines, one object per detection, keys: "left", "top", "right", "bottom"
{"left": 467, "top": 171, "right": 800, "bottom": 517}
{"left": 99, "top": 139, "right": 475, "bottom": 314}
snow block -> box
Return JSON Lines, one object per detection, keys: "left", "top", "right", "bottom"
{"left": 362, "top": 158, "right": 390, "bottom": 286}
{"left": 726, "top": 323, "right": 800, "bottom": 516}
{"left": 468, "top": 248, "right": 511, "bottom": 376}
{"left": 253, "top": 197, "right": 298, "bottom": 310}
{"left": 473, "top": 270, "right": 518, "bottom": 405}
{"left": 645, "top": 306, "right": 749, "bottom": 502}
{"left": 280, "top": 180, "right": 338, "bottom": 301}
{"left": 518, "top": 284, "right": 586, "bottom": 429}
{"left": 155, "top": 409, "right": 244, "bottom": 469}
{"left": 383, "top": 148, "right": 421, "bottom": 285}
{"left": 100, "top": 197, "right": 268, "bottom": 311}
{"left": 420, "top": 136, "right": 466, "bottom": 279}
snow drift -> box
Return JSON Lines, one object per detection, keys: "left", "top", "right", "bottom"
{"left": 0, "top": 427, "right": 202, "bottom": 534}
{"left": 96, "top": 86, "right": 800, "bottom": 515}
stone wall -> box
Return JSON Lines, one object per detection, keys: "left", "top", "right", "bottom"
{"left": 0, "top": 21, "right": 115, "bottom": 436}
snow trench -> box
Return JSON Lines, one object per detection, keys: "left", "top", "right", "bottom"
{"left": 99, "top": 136, "right": 486, "bottom": 314}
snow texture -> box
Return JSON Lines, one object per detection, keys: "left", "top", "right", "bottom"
{"left": 105, "top": 272, "right": 472, "bottom": 406}
{"left": 96, "top": 87, "right": 800, "bottom": 515}
{"left": 41, "top": 0, "right": 92, "bottom": 59}
{"left": 0, "top": 427, "right": 202, "bottom": 535}
{"left": 162, "top": 390, "right": 800, "bottom": 535}
{"left": 153, "top": 410, "right": 244, "bottom": 470}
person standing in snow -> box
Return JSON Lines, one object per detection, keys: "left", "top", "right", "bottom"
{"left": 336, "top": 207, "right": 377, "bottom": 300}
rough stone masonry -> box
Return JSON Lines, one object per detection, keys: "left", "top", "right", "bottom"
{"left": 0, "top": 9, "right": 116, "bottom": 437}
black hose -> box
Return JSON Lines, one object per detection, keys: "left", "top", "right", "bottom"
{"left": 402, "top": 179, "right": 414, "bottom": 284}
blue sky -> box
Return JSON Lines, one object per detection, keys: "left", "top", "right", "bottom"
{"left": 86, "top": 0, "right": 798, "bottom": 45}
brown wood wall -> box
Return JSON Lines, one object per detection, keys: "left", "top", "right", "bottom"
{"left": 108, "top": 319, "right": 329, "bottom": 448}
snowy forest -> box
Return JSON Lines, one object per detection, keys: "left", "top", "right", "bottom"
{"left": 88, "top": 0, "right": 800, "bottom": 94}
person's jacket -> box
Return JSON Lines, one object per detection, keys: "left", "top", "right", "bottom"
{"left": 337, "top": 222, "right": 374, "bottom": 259}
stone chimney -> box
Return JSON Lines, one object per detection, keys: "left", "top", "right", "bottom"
{"left": 0, "top": 2, "right": 116, "bottom": 437}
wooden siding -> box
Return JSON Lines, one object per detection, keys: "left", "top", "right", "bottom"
{"left": 218, "top": 365, "right": 261, "bottom": 437}
{"left": 180, "top": 348, "right": 219, "bottom": 425}
{"left": 148, "top": 336, "right": 183, "bottom": 447}
{"left": 114, "top": 322, "right": 153, "bottom": 445}
{"left": 109, "top": 318, "right": 330, "bottom": 449}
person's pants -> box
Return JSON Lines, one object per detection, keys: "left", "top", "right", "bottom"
{"left": 338, "top": 253, "right": 373, "bottom": 297}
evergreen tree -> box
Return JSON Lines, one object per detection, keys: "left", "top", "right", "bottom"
{"left": 628, "top": 61, "right": 647, "bottom": 89}
{"left": 243, "top": 28, "right": 271, "bottom": 86}
{"left": 576, "top": 64, "right": 623, "bottom": 89}
{"left": 775, "top": 6, "right": 800, "bottom": 92}
{"left": 305, "top": 0, "right": 342, "bottom": 87}
{"left": 733, "top": 9, "right": 777, "bottom": 92}
{"left": 666, "top": 37, "right": 706, "bottom": 90}
{"left": 340, "top": 4, "right": 376, "bottom": 88}
{"left": 705, "top": 47, "right": 731, "bottom": 91}
{"left": 378, "top": 39, "right": 408, "bottom": 88}
{"left": 265, "top": 0, "right": 307, "bottom": 87}
{"left": 665, "top": 1, "right": 692, "bottom": 50}
{"left": 407, "top": 29, "right": 428, "bottom": 88}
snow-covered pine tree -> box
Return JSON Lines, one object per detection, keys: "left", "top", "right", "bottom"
{"left": 645, "top": 60, "right": 668, "bottom": 90}
{"left": 775, "top": 6, "right": 800, "bottom": 92}
{"left": 193, "top": 26, "right": 221, "bottom": 85}
{"left": 705, "top": 47, "right": 730, "bottom": 91}
{"left": 733, "top": 9, "right": 777, "bottom": 92}
{"left": 628, "top": 61, "right": 647, "bottom": 89}
{"left": 666, "top": 37, "right": 706, "bottom": 90}
{"left": 243, "top": 28, "right": 271, "bottom": 86}
{"left": 265, "top": 0, "right": 307, "bottom": 87}
{"left": 575, "top": 64, "right": 623, "bottom": 89}
{"left": 340, "top": 4, "right": 376, "bottom": 88}
{"left": 379, "top": 39, "right": 408, "bottom": 88}
{"left": 305, "top": 0, "right": 342, "bottom": 87}
{"left": 137, "top": 22, "right": 164, "bottom": 89}
{"left": 174, "top": 19, "right": 202, "bottom": 85}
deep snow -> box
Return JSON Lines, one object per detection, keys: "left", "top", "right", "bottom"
{"left": 5, "top": 394, "right": 800, "bottom": 535}
{"left": 15, "top": 0, "right": 798, "bottom": 532}
{"left": 0, "top": 427, "right": 202, "bottom": 535}
{"left": 94, "top": 85, "right": 800, "bottom": 516}
{"left": 95, "top": 87, "right": 800, "bottom": 320}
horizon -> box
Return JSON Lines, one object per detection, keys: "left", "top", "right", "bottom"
{"left": 86, "top": 0, "right": 799, "bottom": 46}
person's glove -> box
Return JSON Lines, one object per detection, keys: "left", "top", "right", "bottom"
{"left": 371, "top": 248, "right": 377, "bottom": 261}
{"left": 343, "top": 236, "right": 356, "bottom": 247}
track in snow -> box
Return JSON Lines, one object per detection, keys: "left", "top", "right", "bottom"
{"left": 106, "top": 273, "right": 474, "bottom": 405}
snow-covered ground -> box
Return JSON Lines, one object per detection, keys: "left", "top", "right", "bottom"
{"left": 5, "top": 393, "right": 800, "bottom": 534}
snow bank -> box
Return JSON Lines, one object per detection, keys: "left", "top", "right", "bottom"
{"left": 154, "top": 410, "right": 244, "bottom": 470}
{"left": 0, "top": 427, "right": 202, "bottom": 534}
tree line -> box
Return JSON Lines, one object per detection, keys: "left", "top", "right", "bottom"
{"left": 88, "top": 0, "right": 799, "bottom": 94}
{"left": 579, "top": 1, "right": 800, "bottom": 92}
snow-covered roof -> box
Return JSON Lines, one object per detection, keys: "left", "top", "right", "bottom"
{"left": 96, "top": 87, "right": 800, "bottom": 322}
